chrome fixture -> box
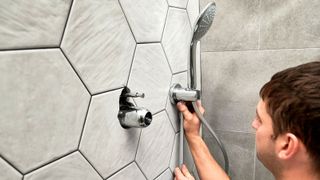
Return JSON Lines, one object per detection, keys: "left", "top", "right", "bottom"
{"left": 169, "top": 84, "right": 200, "bottom": 104}
{"left": 118, "top": 87, "right": 152, "bottom": 129}
{"left": 169, "top": 2, "right": 230, "bottom": 175}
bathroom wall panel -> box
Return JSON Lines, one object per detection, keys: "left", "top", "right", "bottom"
{"left": 187, "top": 0, "right": 200, "bottom": 29}
{"left": 24, "top": 152, "right": 102, "bottom": 180}
{"left": 127, "top": 44, "right": 172, "bottom": 114}
{"left": 61, "top": 0, "right": 136, "bottom": 94}
{"left": 119, "top": 0, "right": 168, "bottom": 43}
{"left": 107, "top": 162, "right": 146, "bottom": 180}
{"left": 0, "top": 0, "right": 71, "bottom": 49}
{"left": 203, "top": 130, "right": 255, "bottom": 180}
{"left": 200, "top": 0, "right": 260, "bottom": 52}
{"left": 0, "top": 157, "right": 22, "bottom": 180}
{"left": 0, "top": 49, "right": 90, "bottom": 173}
{"left": 162, "top": 8, "right": 192, "bottom": 73}
{"left": 1, "top": 0, "right": 199, "bottom": 179}
{"left": 79, "top": 90, "right": 140, "bottom": 178}
{"left": 260, "top": 0, "right": 320, "bottom": 49}
{"left": 201, "top": 49, "right": 320, "bottom": 133}
{"left": 154, "top": 169, "right": 174, "bottom": 180}
{"left": 168, "top": 0, "right": 189, "bottom": 9}
{"left": 136, "top": 111, "right": 175, "bottom": 180}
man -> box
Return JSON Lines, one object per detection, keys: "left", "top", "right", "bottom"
{"left": 174, "top": 61, "right": 320, "bottom": 180}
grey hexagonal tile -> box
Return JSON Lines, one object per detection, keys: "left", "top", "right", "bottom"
{"left": 155, "top": 169, "right": 173, "bottom": 180}
{"left": 166, "top": 72, "right": 187, "bottom": 132}
{"left": 24, "top": 152, "right": 101, "bottom": 180}
{"left": 168, "top": 0, "right": 188, "bottom": 9}
{"left": 79, "top": 89, "right": 141, "bottom": 178}
{"left": 136, "top": 111, "right": 175, "bottom": 179}
{"left": 107, "top": 162, "right": 146, "bottom": 180}
{"left": 0, "top": 49, "right": 90, "bottom": 173}
{"left": 162, "top": 8, "right": 192, "bottom": 73}
{"left": 61, "top": 0, "right": 136, "bottom": 94}
{"left": 127, "top": 43, "right": 172, "bottom": 114}
{"left": 0, "top": 0, "right": 71, "bottom": 49}
{"left": 0, "top": 157, "right": 22, "bottom": 180}
{"left": 169, "top": 133, "right": 180, "bottom": 172}
{"left": 187, "top": 0, "right": 200, "bottom": 29}
{"left": 119, "top": 0, "right": 168, "bottom": 43}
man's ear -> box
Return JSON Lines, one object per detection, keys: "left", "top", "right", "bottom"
{"left": 276, "top": 133, "right": 299, "bottom": 160}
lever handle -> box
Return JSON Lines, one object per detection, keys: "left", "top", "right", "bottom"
{"left": 123, "top": 92, "right": 145, "bottom": 98}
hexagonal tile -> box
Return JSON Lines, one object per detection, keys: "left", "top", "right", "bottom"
{"left": 169, "top": 133, "right": 180, "bottom": 172}
{"left": 168, "top": 0, "right": 188, "bottom": 9}
{"left": 136, "top": 111, "right": 175, "bottom": 179}
{"left": 155, "top": 169, "right": 173, "bottom": 180}
{"left": 107, "top": 162, "right": 146, "bottom": 180}
{"left": 0, "top": 157, "right": 22, "bottom": 180}
{"left": 119, "top": 0, "right": 168, "bottom": 43}
{"left": 0, "top": 49, "right": 90, "bottom": 173}
{"left": 187, "top": 0, "right": 200, "bottom": 29}
{"left": 166, "top": 72, "right": 187, "bottom": 132}
{"left": 24, "top": 152, "right": 101, "bottom": 180}
{"left": 0, "top": 0, "right": 71, "bottom": 49}
{"left": 127, "top": 44, "right": 172, "bottom": 114}
{"left": 61, "top": 0, "right": 136, "bottom": 94}
{"left": 162, "top": 8, "right": 192, "bottom": 73}
{"left": 79, "top": 89, "right": 140, "bottom": 178}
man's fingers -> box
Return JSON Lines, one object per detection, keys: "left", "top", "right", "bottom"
{"left": 196, "top": 100, "right": 205, "bottom": 114}
{"left": 174, "top": 167, "right": 184, "bottom": 179}
{"left": 181, "top": 164, "right": 192, "bottom": 177}
{"left": 177, "top": 102, "right": 193, "bottom": 120}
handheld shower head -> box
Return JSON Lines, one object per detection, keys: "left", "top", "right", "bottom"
{"left": 192, "top": 2, "right": 216, "bottom": 43}
{"left": 189, "top": 2, "right": 216, "bottom": 90}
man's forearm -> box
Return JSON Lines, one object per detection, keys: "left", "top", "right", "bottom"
{"left": 186, "top": 135, "right": 230, "bottom": 180}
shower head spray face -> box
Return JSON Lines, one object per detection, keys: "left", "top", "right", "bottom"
{"left": 192, "top": 2, "right": 216, "bottom": 43}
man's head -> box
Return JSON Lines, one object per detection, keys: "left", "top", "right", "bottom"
{"left": 252, "top": 61, "right": 320, "bottom": 176}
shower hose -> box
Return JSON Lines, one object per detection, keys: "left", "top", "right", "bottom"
{"left": 179, "top": 101, "right": 230, "bottom": 175}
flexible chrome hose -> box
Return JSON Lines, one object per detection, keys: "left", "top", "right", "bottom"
{"left": 192, "top": 101, "right": 230, "bottom": 174}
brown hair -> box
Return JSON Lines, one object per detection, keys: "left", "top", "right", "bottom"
{"left": 260, "top": 61, "right": 320, "bottom": 171}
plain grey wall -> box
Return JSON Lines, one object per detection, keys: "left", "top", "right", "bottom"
{"left": 200, "top": 0, "right": 320, "bottom": 179}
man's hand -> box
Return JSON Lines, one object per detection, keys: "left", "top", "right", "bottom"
{"left": 177, "top": 100, "right": 205, "bottom": 139}
{"left": 174, "top": 164, "right": 195, "bottom": 180}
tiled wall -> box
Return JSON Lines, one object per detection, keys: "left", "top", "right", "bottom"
{"left": 0, "top": 0, "right": 200, "bottom": 179}
{"left": 200, "top": 0, "right": 320, "bottom": 179}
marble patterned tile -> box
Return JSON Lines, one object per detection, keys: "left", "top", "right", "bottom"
{"left": 260, "top": 0, "right": 320, "bottom": 49}
{"left": 169, "top": 133, "right": 180, "bottom": 172}
{"left": 0, "top": 0, "right": 71, "bottom": 49}
{"left": 0, "top": 157, "right": 22, "bottom": 180}
{"left": 0, "top": 49, "right": 90, "bottom": 173}
{"left": 201, "top": 48, "right": 320, "bottom": 132}
{"left": 187, "top": 0, "right": 200, "bottom": 29}
{"left": 200, "top": 0, "right": 260, "bottom": 51}
{"left": 162, "top": 8, "right": 192, "bottom": 73}
{"left": 119, "top": 0, "right": 168, "bottom": 43}
{"left": 136, "top": 111, "right": 175, "bottom": 179}
{"left": 107, "top": 162, "right": 146, "bottom": 180}
{"left": 61, "top": 0, "right": 136, "bottom": 94}
{"left": 154, "top": 168, "right": 173, "bottom": 180}
{"left": 168, "top": 0, "right": 188, "bottom": 9}
{"left": 24, "top": 152, "right": 101, "bottom": 180}
{"left": 79, "top": 89, "right": 140, "bottom": 178}
{"left": 127, "top": 44, "right": 172, "bottom": 114}
{"left": 166, "top": 72, "right": 187, "bottom": 132}
{"left": 204, "top": 131, "right": 255, "bottom": 180}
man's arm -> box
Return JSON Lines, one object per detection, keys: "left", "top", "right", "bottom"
{"left": 175, "top": 101, "right": 229, "bottom": 180}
